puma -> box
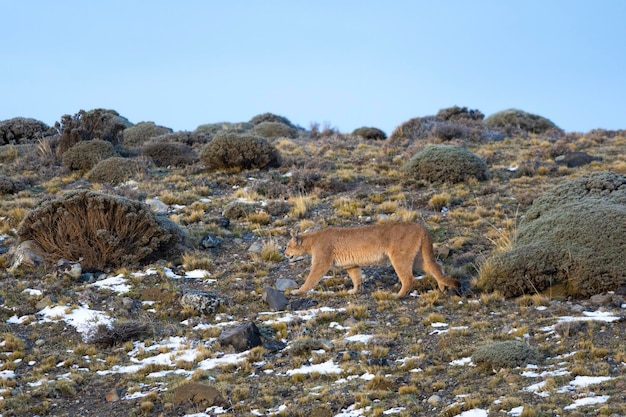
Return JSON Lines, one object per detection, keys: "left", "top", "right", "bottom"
{"left": 284, "top": 222, "right": 460, "bottom": 297}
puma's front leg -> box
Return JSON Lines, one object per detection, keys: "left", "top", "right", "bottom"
{"left": 292, "top": 254, "right": 332, "bottom": 295}
{"left": 346, "top": 267, "right": 362, "bottom": 294}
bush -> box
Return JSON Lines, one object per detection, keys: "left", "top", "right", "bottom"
{"left": 55, "top": 109, "right": 133, "bottom": 155}
{"left": 192, "top": 122, "right": 253, "bottom": 144}
{"left": 251, "top": 121, "right": 298, "bottom": 139}
{"left": 0, "top": 174, "right": 26, "bottom": 194}
{"left": 142, "top": 142, "right": 198, "bottom": 167}
{"left": 122, "top": 122, "right": 172, "bottom": 149}
{"left": 403, "top": 145, "right": 488, "bottom": 183}
{"left": 436, "top": 106, "right": 484, "bottom": 122}
{"left": 16, "top": 190, "right": 185, "bottom": 270}
{"left": 61, "top": 139, "right": 117, "bottom": 171}
{"left": 86, "top": 157, "right": 146, "bottom": 185}
{"left": 199, "top": 133, "right": 281, "bottom": 172}
{"left": 0, "top": 117, "right": 55, "bottom": 145}
{"left": 249, "top": 112, "right": 295, "bottom": 128}
{"left": 478, "top": 171, "right": 626, "bottom": 298}
{"left": 472, "top": 341, "right": 540, "bottom": 369}
{"left": 352, "top": 127, "right": 387, "bottom": 140}
{"left": 484, "top": 109, "right": 560, "bottom": 135}
{"left": 388, "top": 115, "right": 498, "bottom": 145}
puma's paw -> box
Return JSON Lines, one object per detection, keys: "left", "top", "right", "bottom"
{"left": 347, "top": 288, "right": 360, "bottom": 295}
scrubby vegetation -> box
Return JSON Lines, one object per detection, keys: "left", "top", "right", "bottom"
{"left": 199, "top": 133, "right": 282, "bottom": 171}
{"left": 0, "top": 117, "right": 55, "bottom": 145}
{"left": 122, "top": 121, "right": 173, "bottom": 149}
{"left": 478, "top": 171, "right": 626, "bottom": 297}
{"left": 142, "top": 142, "right": 198, "bottom": 167}
{"left": 16, "top": 190, "right": 185, "bottom": 270}
{"left": 249, "top": 112, "right": 295, "bottom": 128}
{"left": 86, "top": 156, "right": 146, "bottom": 185}
{"left": 352, "top": 126, "right": 387, "bottom": 140}
{"left": 403, "top": 144, "right": 489, "bottom": 183}
{"left": 251, "top": 121, "right": 298, "bottom": 139}
{"left": 55, "top": 108, "right": 133, "bottom": 155}
{"left": 484, "top": 108, "right": 561, "bottom": 135}
{"left": 0, "top": 106, "right": 624, "bottom": 416}
{"left": 61, "top": 139, "right": 117, "bottom": 171}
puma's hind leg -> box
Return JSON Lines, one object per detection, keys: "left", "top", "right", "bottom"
{"left": 420, "top": 239, "right": 460, "bottom": 292}
{"left": 345, "top": 267, "right": 362, "bottom": 294}
{"left": 388, "top": 251, "right": 417, "bottom": 297}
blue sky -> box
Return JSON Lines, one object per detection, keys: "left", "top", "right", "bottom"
{"left": 2, "top": 1, "right": 625, "bottom": 135}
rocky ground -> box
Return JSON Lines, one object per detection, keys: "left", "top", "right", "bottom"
{"left": 0, "top": 116, "right": 625, "bottom": 416}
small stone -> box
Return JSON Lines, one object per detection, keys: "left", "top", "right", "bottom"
{"left": 145, "top": 198, "right": 169, "bottom": 214}
{"left": 289, "top": 298, "right": 319, "bottom": 311}
{"left": 427, "top": 394, "right": 441, "bottom": 405}
{"left": 262, "top": 287, "right": 289, "bottom": 311}
{"left": 248, "top": 241, "right": 263, "bottom": 253}
{"left": 275, "top": 278, "right": 299, "bottom": 291}
{"left": 217, "top": 322, "right": 262, "bottom": 352}
{"left": 105, "top": 388, "right": 121, "bottom": 403}
{"left": 590, "top": 293, "right": 612, "bottom": 305}
{"left": 35, "top": 295, "right": 57, "bottom": 311}
{"left": 180, "top": 290, "right": 223, "bottom": 316}
{"left": 200, "top": 235, "right": 223, "bottom": 249}
{"left": 7, "top": 240, "right": 45, "bottom": 273}
{"left": 35, "top": 339, "right": 45, "bottom": 347}
{"left": 216, "top": 217, "right": 230, "bottom": 229}
{"left": 56, "top": 258, "right": 82, "bottom": 279}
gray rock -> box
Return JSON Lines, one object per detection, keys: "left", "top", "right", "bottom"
{"left": 289, "top": 298, "right": 319, "bottom": 311}
{"left": 200, "top": 235, "right": 223, "bottom": 249}
{"left": 275, "top": 278, "right": 299, "bottom": 291}
{"left": 262, "top": 287, "right": 289, "bottom": 311}
{"left": 248, "top": 241, "right": 264, "bottom": 253}
{"left": 145, "top": 198, "right": 169, "bottom": 214}
{"left": 7, "top": 240, "right": 45, "bottom": 273}
{"left": 217, "top": 322, "right": 262, "bottom": 352}
{"left": 427, "top": 394, "right": 441, "bottom": 405}
{"left": 180, "top": 290, "right": 223, "bottom": 315}
{"left": 56, "top": 258, "right": 82, "bottom": 279}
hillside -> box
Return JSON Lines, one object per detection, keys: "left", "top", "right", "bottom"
{"left": 0, "top": 108, "right": 624, "bottom": 416}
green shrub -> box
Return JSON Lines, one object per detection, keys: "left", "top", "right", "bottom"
{"left": 86, "top": 157, "right": 146, "bottom": 185}
{"left": 388, "top": 115, "right": 498, "bottom": 145}
{"left": 142, "top": 142, "right": 198, "bottom": 167}
{"left": 0, "top": 174, "right": 26, "bottom": 194}
{"left": 199, "top": 133, "right": 281, "bottom": 172}
{"left": 472, "top": 341, "right": 540, "bottom": 369}
{"left": 55, "top": 109, "right": 133, "bottom": 155}
{"left": 61, "top": 139, "right": 117, "bottom": 171}
{"left": 122, "top": 121, "right": 172, "bottom": 149}
{"left": 403, "top": 145, "right": 488, "bottom": 183}
{"left": 0, "top": 117, "right": 55, "bottom": 145}
{"left": 16, "top": 190, "right": 185, "bottom": 270}
{"left": 249, "top": 112, "right": 295, "bottom": 128}
{"left": 479, "top": 171, "right": 626, "bottom": 298}
{"left": 352, "top": 126, "right": 387, "bottom": 140}
{"left": 484, "top": 109, "right": 560, "bottom": 135}
{"left": 192, "top": 122, "right": 253, "bottom": 144}
{"left": 251, "top": 121, "right": 298, "bottom": 139}
{"left": 436, "top": 106, "right": 485, "bottom": 122}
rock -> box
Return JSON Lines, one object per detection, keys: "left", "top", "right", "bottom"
{"left": 262, "top": 287, "right": 289, "bottom": 311}
{"left": 144, "top": 198, "right": 169, "bottom": 214}
{"left": 248, "top": 241, "right": 264, "bottom": 253}
{"left": 56, "top": 258, "right": 82, "bottom": 279}
{"left": 105, "top": 388, "right": 121, "bottom": 402}
{"left": 275, "top": 278, "right": 299, "bottom": 291}
{"left": 7, "top": 240, "right": 45, "bottom": 273}
{"left": 289, "top": 298, "right": 319, "bottom": 311}
{"left": 555, "top": 151, "right": 601, "bottom": 168}
{"left": 217, "top": 322, "right": 263, "bottom": 352}
{"left": 589, "top": 293, "right": 613, "bottom": 305}
{"left": 200, "top": 235, "right": 223, "bottom": 249}
{"left": 171, "top": 382, "right": 226, "bottom": 407}
{"left": 35, "top": 295, "right": 57, "bottom": 311}
{"left": 180, "top": 290, "right": 223, "bottom": 315}
{"left": 263, "top": 339, "right": 287, "bottom": 352}
{"left": 216, "top": 216, "right": 230, "bottom": 229}
{"left": 427, "top": 394, "right": 441, "bottom": 405}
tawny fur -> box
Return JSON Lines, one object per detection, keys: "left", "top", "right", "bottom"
{"left": 284, "top": 222, "right": 460, "bottom": 297}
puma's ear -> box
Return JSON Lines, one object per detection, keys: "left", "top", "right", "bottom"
{"left": 295, "top": 234, "right": 302, "bottom": 245}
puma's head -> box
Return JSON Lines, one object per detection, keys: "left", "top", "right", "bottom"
{"left": 284, "top": 235, "right": 304, "bottom": 260}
